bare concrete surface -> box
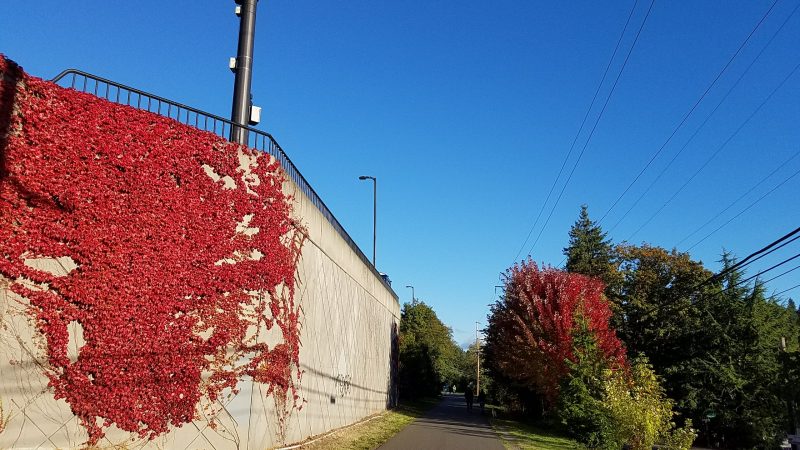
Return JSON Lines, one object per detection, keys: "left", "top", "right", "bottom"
{"left": 378, "top": 393, "right": 505, "bottom": 450}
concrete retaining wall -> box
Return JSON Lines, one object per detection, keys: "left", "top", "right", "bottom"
{"left": 0, "top": 58, "right": 400, "bottom": 449}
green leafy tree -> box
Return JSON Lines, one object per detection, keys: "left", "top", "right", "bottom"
{"left": 399, "top": 300, "right": 463, "bottom": 399}
{"left": 615, "top": 244, "right": 712, "bottom": 369}
{"left": 459, "top": 341, "right": 486, "bottom": 393}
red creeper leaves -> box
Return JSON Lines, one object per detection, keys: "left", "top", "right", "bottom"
{"left": 0, "top": 55, "right": 304, "bottom": 445}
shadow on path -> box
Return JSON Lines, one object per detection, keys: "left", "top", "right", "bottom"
{"left": 378, "top": 393, "right": 504, "bottom": 450}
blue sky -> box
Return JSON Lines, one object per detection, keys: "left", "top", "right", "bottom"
{"left": 2, "top": 1, "right": 799, "bottom": 348}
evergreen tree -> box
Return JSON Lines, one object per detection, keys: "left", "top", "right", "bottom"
{"left": 558, "top": 315, "right": 615, "bottom": 448}
{"left": 615, "top": 250, "right": 800, "bottom": 448}
{"left": 563, "top": 205, "right": 619, "bottom": 292}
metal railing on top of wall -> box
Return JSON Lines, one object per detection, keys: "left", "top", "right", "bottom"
{"left": 51, "top": 69, "right": 397, "bottom": 300}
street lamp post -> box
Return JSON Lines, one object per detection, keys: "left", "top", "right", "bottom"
{"left": 405, "top": 285, "right": 415, "bottom": 302}
{"left": 358, "top": 175, "right": 377, "bottom": 267}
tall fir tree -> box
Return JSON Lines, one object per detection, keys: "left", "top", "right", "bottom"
{"left": 563, "top": 205, "right": 618, "bottom": 291}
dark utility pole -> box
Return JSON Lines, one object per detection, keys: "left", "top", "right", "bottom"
{"left": 230, "top": 0, "right": 258, "bottom": 145}
{"left": 476, "top": 321, "right": 481, "bottom": 396}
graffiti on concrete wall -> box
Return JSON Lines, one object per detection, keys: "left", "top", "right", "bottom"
{"left": 334, "top": 374, "right": 353, "bottom": 398}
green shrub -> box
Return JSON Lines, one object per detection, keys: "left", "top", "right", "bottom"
{"left": 557, "top": 327, "right": 696, "bottom": 450}
{"left": 602, "top": 358, "right": 696, "bottom": 450}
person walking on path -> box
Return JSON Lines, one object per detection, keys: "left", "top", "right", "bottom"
{"left": 464, "top": 387, "right": 474, "bottom": 411}
{"left": 379, "top": 393, "right": 504, "bottom": 450}
{"left": 477, "top": 389, "right": 486, "bottom": 414}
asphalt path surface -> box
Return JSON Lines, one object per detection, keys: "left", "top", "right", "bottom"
{"left": 378, "top": 393, "right": 505, "bottom": 450}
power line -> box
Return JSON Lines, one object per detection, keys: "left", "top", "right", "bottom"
{"left": 762, "top": 262, "right": 800, "bottom": 285}
{"left": 676, "top": 150, "right": 800, "bottom": 248}
{"left": 656, "top": 251, "right": 800, "bottom": 319}
{"left": 697, "top": 256, "right": 800, "bottom": 341}
{"left": 700, "top": 252, "right": 800, "bottom": 306}
{"left": 692, "top": 251, "right": 800, "bottom": 311}
{"left": 625, "top": 60, "right": 800, "bottom": 241}
{"left": 775, "top": 283, "right": 800, "bottom": 297}
{"left": 511, "top": 0, "right": 641, "bottom": 263}
{"left": 686, "top": 165, "right": 800, "bottom": 251}
{"left": 704, "top": 225, "right": 800, "bottom": 286}
{"left": 562, "top": 157, "right": 799, "bottom": 268}
{"left": 739, "top": 252, "right": 800, "bottom": 285}
{"left": 597, "top": 0, "right": 783, "bottom": 226}
{"left": 634, "top": 225, "right": 800, "bottom": 318}
{"left": 605, "top": 1, "right": 799, "bottom": 234}
{"left": 726, "top": 234, "right": 800, "bottom": 272}
{"left": 527, "top": 0, "right": 656, "bottom": 256}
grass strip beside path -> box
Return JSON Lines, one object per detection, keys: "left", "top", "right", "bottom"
{"left": 291, "top": 398, "right": 439, "bottom": 450}
{"left": 491, "top": 417, "right": 584, "bottom": 450}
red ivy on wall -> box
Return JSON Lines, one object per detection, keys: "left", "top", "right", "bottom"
{"left": 0, "top": 55, "right": 304, "bottom": 445}
{"left": 485, "top": 260, "right": 627, "bottom": 403}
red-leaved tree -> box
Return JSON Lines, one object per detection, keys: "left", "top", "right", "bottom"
{"left": 484, "top": 260, "right": 626, "bottom": 404}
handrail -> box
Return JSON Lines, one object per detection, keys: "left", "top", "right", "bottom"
{"left": 51, "top": 69, "right": 397, "bottom": 300}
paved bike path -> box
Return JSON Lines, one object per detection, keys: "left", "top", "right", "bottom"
{"left": 378, "top": 393, "right": 505, "bottom": 450}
